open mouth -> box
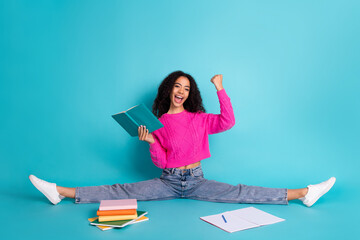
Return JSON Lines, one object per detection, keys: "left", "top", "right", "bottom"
{"left": 174, "top": 95, "right": 183, "bottom": 104}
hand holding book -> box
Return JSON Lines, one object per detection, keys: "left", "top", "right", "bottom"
{"left": 112, "top": 104, "right": 163, "bottom": 138}
{"left": 138, "top": 125, "right": 155, "bottom": 144}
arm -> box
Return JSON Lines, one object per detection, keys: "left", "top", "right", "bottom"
{"left": 149, "top": 135, "right": 167, "bottom": 169}
{"left": 206, "top": 75, "right": 235, "bottom": 134}
{"left": 138, "top": 126, "right": 167, "bottom": 169}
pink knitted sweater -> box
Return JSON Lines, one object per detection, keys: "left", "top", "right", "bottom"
{"left": 149, "top": 89, "right": 235, "bottom": 169}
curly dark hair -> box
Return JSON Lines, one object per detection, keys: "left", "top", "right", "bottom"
{"left": 152, "top": 71, "right": 206, "bottom": 118}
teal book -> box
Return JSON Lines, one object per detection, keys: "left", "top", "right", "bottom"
{"left": 112, "top": 104, "right": 163, "bottom": 137}
{"left": 90, "top": 211, "right": 148, "bottom": 228}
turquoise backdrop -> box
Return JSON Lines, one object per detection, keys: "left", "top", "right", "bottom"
{"left": 1, "top": 0, "right": 359, "bottom": 239}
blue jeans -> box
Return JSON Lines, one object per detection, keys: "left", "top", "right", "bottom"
{"left": 75, "top": 166, "right": 288, "bottom": 204}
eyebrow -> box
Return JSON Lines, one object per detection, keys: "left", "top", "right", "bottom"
{"left": 175, "top": 83, "right": 190, "bottom": 88}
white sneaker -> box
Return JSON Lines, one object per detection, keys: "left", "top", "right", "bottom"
{"left": 300, "top": 177, "right": 336, "bottom": 207}
{"left": 29, "top": 175, "right": 64, "bottom": 205}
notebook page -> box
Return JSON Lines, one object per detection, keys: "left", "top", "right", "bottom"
{"left": 230, "top": 207, "right": 285, "bottom": 225}
{"left": 200, "top": 212, "right": 259, "bottom": 233}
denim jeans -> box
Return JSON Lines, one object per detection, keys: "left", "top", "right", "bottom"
{"left": 75, "top": 165, "right": 288, "bottom": 204}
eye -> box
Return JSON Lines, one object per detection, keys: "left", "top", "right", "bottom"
{"left": 185, "top": 88, "right": 190, "bottom": 92}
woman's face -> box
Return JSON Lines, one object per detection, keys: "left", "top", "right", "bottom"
{"left": 169, "top": 76, "right": 190, "bottom": 109}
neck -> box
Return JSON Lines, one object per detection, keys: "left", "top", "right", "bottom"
{"left": 167, "top": 105, "right": 185, "bottom": 114}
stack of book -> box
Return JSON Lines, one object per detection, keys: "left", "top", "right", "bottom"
{"left": 88, "top": 199, "right": 148, "bottom": 231}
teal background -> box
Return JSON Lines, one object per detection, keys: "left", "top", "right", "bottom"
{"left": 1, "top": 0, "right": 359, "bottom": 239}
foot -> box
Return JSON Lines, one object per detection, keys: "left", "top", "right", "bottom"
{"left": 29, "top": 175, "right": 64, "bottom": 205}
{"left": 300, "top": 177, "right": 336, "bottom": 207}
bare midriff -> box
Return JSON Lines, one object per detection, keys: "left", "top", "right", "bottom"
{"left": 176, "top": 161, "right": 201, "bottom": 170}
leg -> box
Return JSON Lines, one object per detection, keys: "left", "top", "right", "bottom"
{"left": 57, "top": 186, "right": 75, "bottom": 198}
{"left": 29, "top": 174, "right": 178, "bottom": 205}
{"left": 186, "top": 172, "right": 335, "bottom": 207}
{"left": 186, "top": 179, "right": 288, "bottom": 204}
{"left": 75, "top": 178, "right": 178, "bottom": 203}
{"left": 183, "top": 166, "right": 288, "bottom": 204}
{"left": 287, "top": 188, "right": 308, "bottom": 200}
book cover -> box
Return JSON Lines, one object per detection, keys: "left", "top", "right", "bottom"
{"left": 99, "top": 199, "right": 137, "bottom": 211}
{"left": 98, "top": 213, "right": 138, "bottom": 222}
{"left": 90, "top": 211, "right": 148, "bottom": 228}
{"left": 97, "top": 209, "right": 137, "bottom": 216}
{"left": 88, "top": 217, "right": 113, "bottom": 231}
{"left": 88, "top": 216, "right": 149, "bottom": 231}
{"left": 112, "top": 104, "right": 164, "bottom": 137}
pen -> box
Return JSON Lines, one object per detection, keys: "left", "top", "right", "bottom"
{"left": 222, "top": 215, "right": 227, "bottom": 223}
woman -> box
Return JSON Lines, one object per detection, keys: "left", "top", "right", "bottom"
{"left": 29, "top": 71, "right": 336, "bottom": 207}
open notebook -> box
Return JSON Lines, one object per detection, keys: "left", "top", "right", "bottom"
{"left": 200, "top": 207, "right": 285, "bottom": 233}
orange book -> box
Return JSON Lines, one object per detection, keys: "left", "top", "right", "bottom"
{"left": 97, "top": 209, "right": 137, "bottom": 216}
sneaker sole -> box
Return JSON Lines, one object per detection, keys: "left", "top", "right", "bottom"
{"left": 306, "top": 177, "right": 336, "bottom": 207}
{"left": 29, "top": 175, "right": 60, "bottom": 205}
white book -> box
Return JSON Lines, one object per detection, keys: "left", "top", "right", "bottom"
{"left": 200, "top": 207, "right": 285, "bottom": 233}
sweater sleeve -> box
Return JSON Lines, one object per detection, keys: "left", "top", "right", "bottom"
{"left": 205, "top": 89, "right": 236, "bottom": 135}
{"left": 149, "top": 132, "right": 167, "bottom": 169}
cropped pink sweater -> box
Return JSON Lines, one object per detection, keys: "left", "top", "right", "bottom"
{"left": 149, "top": 89, "right": 235, "bottom": 169}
